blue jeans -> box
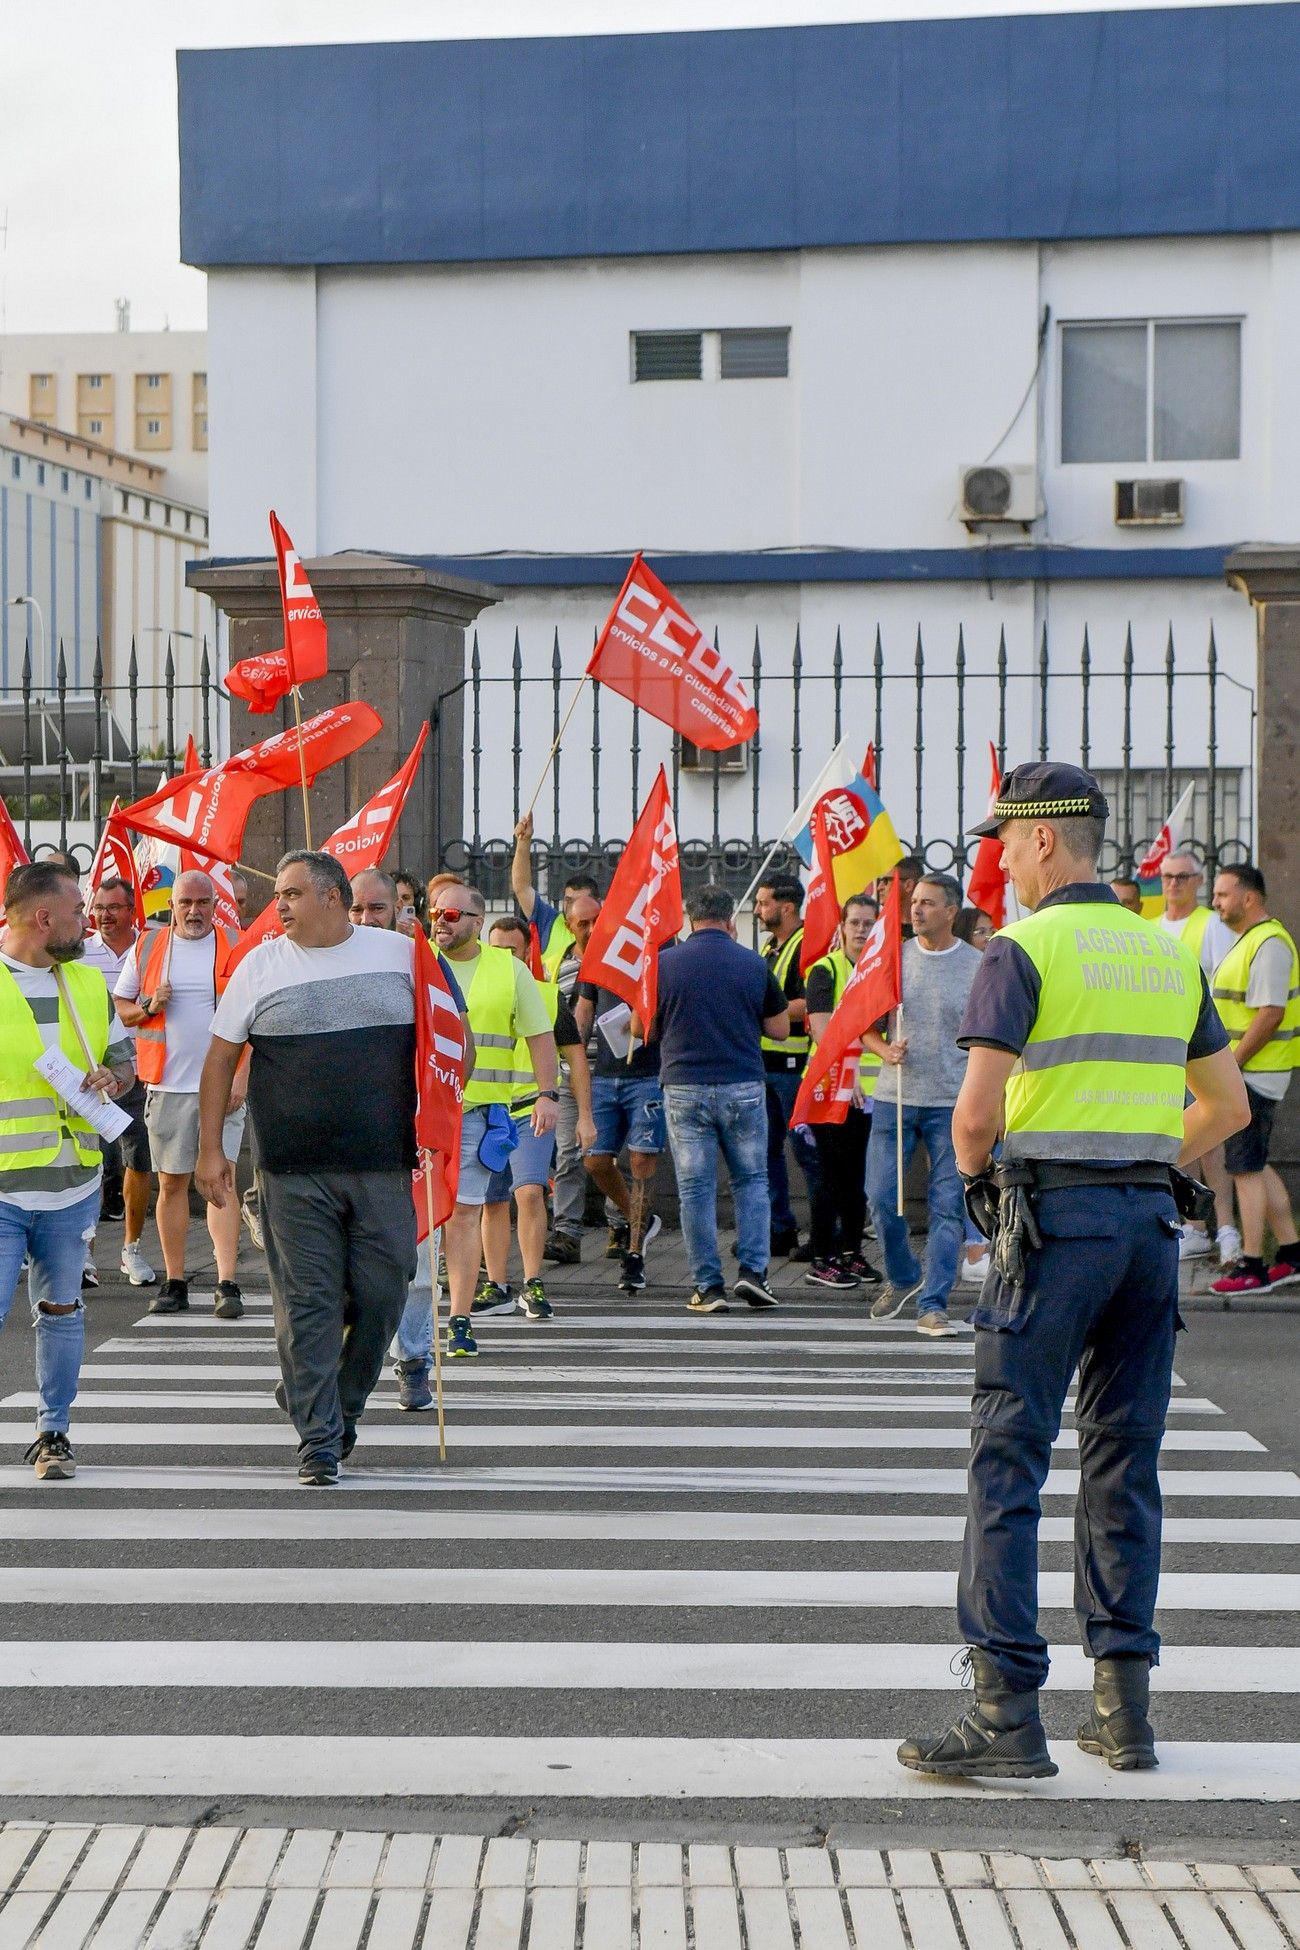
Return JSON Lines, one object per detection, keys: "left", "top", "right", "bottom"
{"left": 958, "top": 1184, "right": 1180, "bottom": 1689}
{"left": 394, "top": 1235, "right": 435, "bottom": 1366}
{"left": 0, "top": 1188, "right": 98, "bottom": 1433}
{"left": 865, "top": 1100, "right": 964, "bottom": 1313}
{"left": 764, "top": 1070, "right": 821, "bottom": 1235}
{"left": 664, "top": 1081, "right": 770, "bottom": 1291}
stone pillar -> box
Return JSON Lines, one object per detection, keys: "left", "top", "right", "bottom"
{"left": 186, "top": 553, "right": 496, "bottom": 879}
{"left": 1224, "top": 547, "right": 1300, "bottom": 1185}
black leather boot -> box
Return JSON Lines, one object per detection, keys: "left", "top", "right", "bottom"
{"left": 897, "top": 1650, "right": 1058, "bottom": 1779}
{"left": 1077, "top": 1655, "right": 1158, "bottom": 1770}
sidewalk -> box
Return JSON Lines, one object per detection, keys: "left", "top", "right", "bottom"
{"left": 2, "top": 1824, "right": 1297, "bottom": 1948}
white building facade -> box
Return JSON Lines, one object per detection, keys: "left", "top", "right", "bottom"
{"left": 179, "top": 7, "right": 1300, "bottom": 870}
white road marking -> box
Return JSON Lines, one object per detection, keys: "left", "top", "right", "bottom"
{"left": 1, "top": 1567, "right": 1294, "bottom": 1608}
{"left": 0, "top": 1422, "right": 1259, "bottom": 1452}
{"left": 0, "top": 1390, "right": 1223, "bottom": 1416}
{"left": 0, "top": 1464, "right": 1284, "bottom": 1497}
{"left": 0, "top": 1641, "right": 1292, "bottom": 1691}
{"left": 0, "top": 1508, "right": 1292, "bottom": 1543}
{"left": 0, "top": 1735, "right": 1294, "bottom": 1801}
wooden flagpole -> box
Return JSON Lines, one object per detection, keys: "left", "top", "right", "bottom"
{"left": 894, "top": 1000, "right": 905, "bottom": 1218}
{"left": 52, "top": 966, "right": 110, "bottom": 1102}
{"left": 291, "top": 687, "right": 313, "bottom": 849}
{"left": 424, "top": 1163, "right": 447, "bottom": 1462}
{"left": 523, "top": 672, "right": 590, "bottom": 818}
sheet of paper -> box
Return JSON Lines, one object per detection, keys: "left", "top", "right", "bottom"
{"left": 595, "top": 1001, "right": 642, "bottom": 1060}
{"left": 32, "top": 1047, "right": 133, "bottom": 1141}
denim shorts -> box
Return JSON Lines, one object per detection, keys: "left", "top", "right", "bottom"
{"left": 485, "top": 1117, "right": 557, "bottom": 1200}
{"left": 590, "top": 1073, "right": 666, "bottom": 1157}
{"left": 456, "top": 1106, "right": 494, "bottom": 1207}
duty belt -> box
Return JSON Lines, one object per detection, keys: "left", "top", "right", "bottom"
{"left": 995, "top": 1160, "right": 1172, "bottom": 1195}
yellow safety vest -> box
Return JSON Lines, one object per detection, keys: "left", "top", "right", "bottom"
{"left": 1176, "top": 906, "right": 1213, "bottom": 963}
{"left": 1211, "top": 918, "right": 1300, "bottom": 1076}
{"left": 508, "top": 980, "right": 560, "bottom": 1115}
{"left": 541, "top": 916, "right": 575, "bottom": 980}
{"left": 0, "top": 960, "right": 113, "bottom": 1181}
{"left": 998, "top": 897, "right": 1202, "bottom": 1164}
{"left": 808, "top": 951, "right": 882, "bottom": 1096}
{"left": 760, "top": 928, "right": 810, "bottom": 1066}
{"left": 460, "top": 944, "right": 525, "bottom": 1108}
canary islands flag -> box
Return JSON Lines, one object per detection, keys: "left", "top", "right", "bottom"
{"left": 791, "top": 743, "right": 903, "bottom": 888}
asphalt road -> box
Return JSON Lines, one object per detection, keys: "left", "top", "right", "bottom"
{"left": 0, "top": 1214, "right": 1295, "bottom": 1865}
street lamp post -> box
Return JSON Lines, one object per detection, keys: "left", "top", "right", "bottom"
{"left": 8, "top": 594, "right": 47, "bottom": 686}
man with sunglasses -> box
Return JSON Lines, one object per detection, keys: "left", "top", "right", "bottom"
{"left": 1156, "top": 853, "right": 1240, "bottom": 1267}
{"left": 433, "top": 887, "right": 559, "bottom": 1359}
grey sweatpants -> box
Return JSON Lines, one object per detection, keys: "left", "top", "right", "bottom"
{"left": 259, "top": 1169, "right": 417, "bottom": 1463}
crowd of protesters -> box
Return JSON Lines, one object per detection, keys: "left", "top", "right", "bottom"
{"left": 0, "top": 823, "right": 1295, "bottom": 1485}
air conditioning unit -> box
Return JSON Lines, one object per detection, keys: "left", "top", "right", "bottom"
{"left": 958, "top": 463, "right": 1039, "bottom": 527}
{"left": 1115, "top": 478, "right": 1185, "bottom": 526}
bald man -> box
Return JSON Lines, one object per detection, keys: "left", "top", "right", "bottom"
{"left": 115, "top": 872, "right": 247, "bottom": 1318}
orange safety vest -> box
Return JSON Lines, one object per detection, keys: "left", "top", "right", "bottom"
{"left": 133, "top": 927, "right": 240, "bottom": 1085}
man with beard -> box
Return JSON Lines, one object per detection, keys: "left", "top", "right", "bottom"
{"left": 0, "top": 862, "right": 135, "bottom": 1479}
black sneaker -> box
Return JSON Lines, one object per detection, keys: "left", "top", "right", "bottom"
{"left": 214, "top": 1280, "right": 244, "bottom": 1320}
{"left": 605, "top": 1222, "right": 631, "bottom": 1260}
{"left": 544, "top": 1232, "right": 581, "bottom": 1266}
{"left": 446, "top": 1315, "right": 479, "bottom": 1359}
{"left": 789, "top": 1239, "right": 814, "bottom": 1263}
{"left": 518, "top": 1277, "right": 554, "bottom": 1321}
{"left": 619, "top": 1251, "right": 646, "bottom": 1292}
{"left": 99, "top": 1198, "right": 126, "bottom": 1223}
{"left": 843, "top": 1251, "right": 883, "bottom": 1286}
{"left": 735, "top": 1268, "right": 779, "bottom": 1309}
{"left": 341, "top": 1425, "right": 358, "bottom": 1460}
{"left": 149, "top": 1278, "right": 189, "bottom": 1315}
{"left": 641, "top": 1213, "right": 663, "bottom": 1252}
{"left": 25, "top": 1431, "right": 75, "bottom": 1481}
{"left": 471, "top": 1281, "right": 515, "bottom": 1317}
{"left": 769, "top": 1226, "right": 800, "bottom": 1258}
{"left": 804, "top": 1256, "right": 858, "bottom": 1290}
{"left": 396, "top": 1360, "right": 433, "bottom": 1411}
{"left": 687, "top": 1287, "right": 729, "bottom": 1314}
{"left": 298, "top": 1453, "right": 339, "bottom": 1487}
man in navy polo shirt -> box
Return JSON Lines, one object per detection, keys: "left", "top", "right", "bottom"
{"left": 636, "top": 884, "right": 789, "bottom": 1314}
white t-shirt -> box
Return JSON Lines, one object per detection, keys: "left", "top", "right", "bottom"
{"left": 1157, "top": 908, "right": 1235, "bottom": 978}
{"left": 115, "top": 931, "right": 224, "bottom": 1094}
{"left": 0, "top": 954, "right": 131, "bottom": 1212}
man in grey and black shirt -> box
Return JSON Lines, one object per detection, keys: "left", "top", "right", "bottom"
{"left": 197, "top": 850, "right": 419, "bottom": 1487}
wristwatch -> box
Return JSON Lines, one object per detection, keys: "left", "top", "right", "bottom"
{"left": 538, "top": 1090, "right": 560, "bottom": 1101}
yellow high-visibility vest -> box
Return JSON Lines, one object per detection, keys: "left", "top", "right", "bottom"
{"left": 998, "top": 898, "right": 1202, "bottom": 1164}
{"left": 1211, "top": 918, "right": 1300, "bottom": 1077}
{"left": 761, "top": 928, "right": 810, "bottom": 1065}
{"left": 0, "top": 961, "right": 112, "bottom": 1181}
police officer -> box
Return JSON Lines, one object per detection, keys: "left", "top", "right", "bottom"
{"left": 897, "top": 764, "right": 1248, "bottom": 1780}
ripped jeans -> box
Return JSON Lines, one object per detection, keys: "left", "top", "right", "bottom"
{"left": 0, "top": 1186, "right": 98, "bottom": 1433}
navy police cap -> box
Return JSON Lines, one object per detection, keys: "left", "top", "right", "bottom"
{"left": 968, "top": 761, "right": 1110, "bottom": 838}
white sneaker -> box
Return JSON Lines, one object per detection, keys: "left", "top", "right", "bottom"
{"left": 960, "top": 1253, "right": 991, "bottom": 1284}
{"left": 120, "top": 1241, "right": 156, "bottom": 1287}
{"left": 1216, "top": 1223, "right": 1242, "bottom": 1267}
{"left": 917, "top": 1310, "right": 958, "bottom": 1338}
{"left": 1178, "top": 1228, "right": 1212, "bottom": 1261}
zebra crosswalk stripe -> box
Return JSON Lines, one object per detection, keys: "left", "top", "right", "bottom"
{"left": 9, "top": 1270, "right": 1297, "bottom": 1812}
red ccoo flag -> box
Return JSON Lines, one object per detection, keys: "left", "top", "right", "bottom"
{"left": 318, "top": 725, "right": 427, "bottom": 875}
{"left": 0, "top": 797, "right": 30, "bottom": 920}
{"left": 863, "top": 742, "right": 877, "bottom": 791}
{"left": 412, "top": 926, "right": 467, "bottom": 1241}
{"left": 966, "top": 743, "right": 1008, "bottom": 931}
{"left": 118, "top": 701, "right": 382, "bottom": 865}
{"left": 225, "top": 729, "right": 427, "bottom": 971}
{"left": 791, "top": 873, "right": 903, "bottom": 1128}
{"left": 588, "top": 556, "right": 757, "bottom": 752}
{"left": 87, "top": 802, "right": 146, "bottom": 929}
{"left": 527, "top": 922, "right": 546, "bottom": 983}
{"left": 225, "top": 512, "right": 329, "bottom": 712}
{"left": 577, "top": 766, "right": 682, "bottom": 1034}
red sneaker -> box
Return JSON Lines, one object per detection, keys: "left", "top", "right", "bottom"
{"left": 1210, "top": 1260, "right": 1268, "bottom": 1294}
{"left": 1267, "top": 1257, "right": 1300, "bottom": 1290}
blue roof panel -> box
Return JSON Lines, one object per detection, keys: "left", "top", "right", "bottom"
{"left": 177, "top": 6, "right": 1300, "bottom": 267}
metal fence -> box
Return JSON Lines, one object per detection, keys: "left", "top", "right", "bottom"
{"left": 1, "top": 622, "right": 1256, "bottom": 896}
{"left": 441, "top": 619, "right": 1255, "bottom": 902}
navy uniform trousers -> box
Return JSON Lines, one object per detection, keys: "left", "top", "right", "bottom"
{"left": 956, "top": 1180, "right": 1182, "bottom": 1692}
